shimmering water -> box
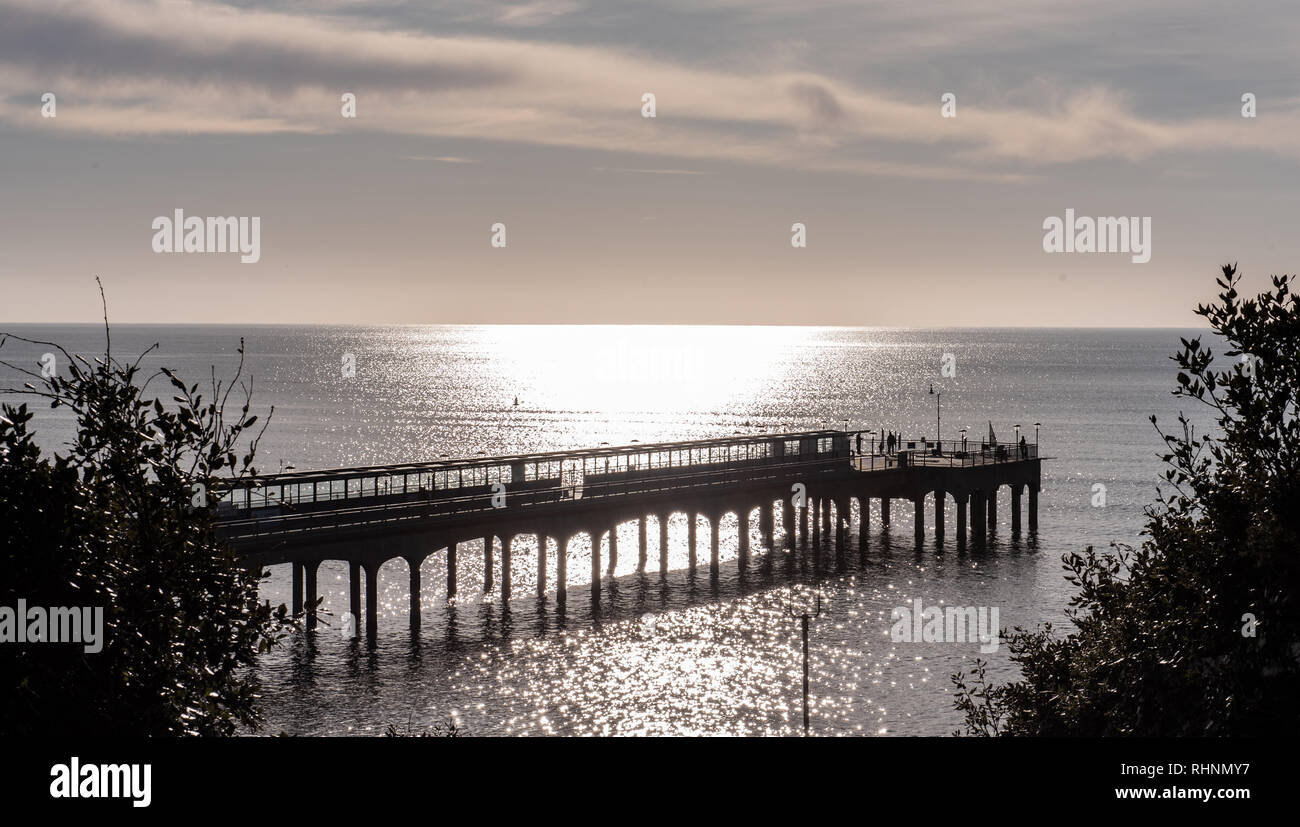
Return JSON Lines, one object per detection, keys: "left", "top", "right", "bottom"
{"left": 0, "top": 324, "right": 1212, "bottom": 735}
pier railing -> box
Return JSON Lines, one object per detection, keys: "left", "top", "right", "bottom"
{"left": 852, "top": 437, "right": 1038, "bottom": 471}
{"left": 216, "top": 447, "right": 850, "bottom": 542}
{"left": 215, "top": 429, "right": 846, "bottom": 512}
{"left": 214, "top": 430, "right": 1039, "bottom": 543}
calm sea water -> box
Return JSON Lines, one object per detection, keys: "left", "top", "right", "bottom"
{"left": 0, "top": 324, "right": 1215, "bottom": 736}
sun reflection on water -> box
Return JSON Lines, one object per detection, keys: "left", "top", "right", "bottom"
{"left": 450, "top": 325, "right": 828, "bottom": 446}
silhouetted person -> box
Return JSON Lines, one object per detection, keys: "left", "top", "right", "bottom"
{"left": 1019, "top": 435, "right": 1028, "bottom": 459}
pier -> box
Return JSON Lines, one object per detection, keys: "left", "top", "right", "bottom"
{"left": 215, "top": 429, "right": 1042, "bottom": 639}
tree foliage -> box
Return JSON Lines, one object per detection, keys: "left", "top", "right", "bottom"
{"left": 954, "top": 264, "right": 1300, "bottom": 736}
{"left": 0, "top": 294, "right": 287, "bottom": 735}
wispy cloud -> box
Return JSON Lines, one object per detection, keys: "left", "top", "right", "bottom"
{"left": 493, "top": 0, "right": 582, "bottom": 27}
{"left": 593, "top": 166, "right": 711, "bottom": 175}
{"left": 405, "top": 155, "right": 478, "bottom": 163}
{"left": 2, "top": 0, "right": 1297, "bottom": 180}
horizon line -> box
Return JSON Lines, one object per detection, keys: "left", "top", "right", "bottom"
{"left": 0, "top": 321, "right": 1215, "bottom": 331}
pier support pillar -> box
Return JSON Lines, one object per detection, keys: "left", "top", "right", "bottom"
{"left": 821, "top": 498, "right": 831, "bottom": 534}
{"left": 688, "top": 514, "right": 698, "bottom": 570}
{"left": 537, "top": 535, "right": 548, "bottom": 597}
{"left": 800, "top": 504, "right": 809, "bottom": 546}
{"left": 305, "top": 561, "right": 318, "bottom": 631}
{"left": 348, "top": 561, "right": 361, "bottom": 638}
{"left": 1012, "top": 485, "right": 1023, "bottom": 533}
{"left": 881, "top": 497, "right": 891, "bottom": 528}
{"left": 971, "top": 492, "right": 987, "bottom": 547}
{"left": 783, "top": 499, "right": 795, "bottom": 549}
{"left": 501, "top": 536, "right": 512, "bottom": 603}
{"left": 1029, "top": 487, "right": 1039, "bottom": 530}
{"left": 409, "top": 560, "right": 421, "bottom": 630}
{"left": 935, "top": 490, "right": 946, "bottom": 543}
{"left": 761, "top": 501, "right": 775, "bottom": 548}
{"left": 447, "top": 545, "right": 457, "bottom": 598}
{"left": 364, "top": 562, "right": 378, "bottom": 641}
{"left": 956, "top": 496, "right": 967, "bottom": 547}
{"left": 658, "top": 514, "right": 670, "bottom": 572}
{"left": 291, "top": 561, "right": 304, "bottom": 616}
{"left": 709, "top": 515, "right": 721, "bottom": 574}
{"left": 812, "top": 499, "right": 821, "bottom": 547}
{"left": 483, "top": 536, "right": 494, "bottom": 593}
{"left": 835, "top": 500, "right": 847, "bottom": 550}
{"left": 987, "top": 488, "right": 998, "bottom": 533}
{"left": 591, "top": 530, "right": 602, "bottom": 600}
{"left": 637, "top": 517, "right": 646, "bottom": 572}
{"left": 739, "top": 509, "right": 751, "bottom": 559}
{"left": 609, "top": 525, "right": 620, "bottom": 576}
{"left": 858, "top": 497, "right": 869, "bottom": 552}
{"left": 914, "top": 497, "right": 925, "bottom": 545}
{"left": 556, "top": 537, "right": 568, "bottom": 602}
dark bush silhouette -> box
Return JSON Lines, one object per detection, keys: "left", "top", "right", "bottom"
{"left": 954, "top": 264, "right": 1300, "bottom": 736}
{"left": 1, "top": 293, "right": 288, "bottom": 736}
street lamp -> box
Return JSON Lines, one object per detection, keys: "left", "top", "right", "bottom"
{"left": 929, "top": 384, "right": 941, "bottom": 447}
{"left": 787, "top": 585, "right": 824, "bottom": 736}
{"left": 1034, "top": 422, "right": 1041, "bottom": 447}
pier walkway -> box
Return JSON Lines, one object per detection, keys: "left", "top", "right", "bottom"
{"left": 215, "top": 429, "right": 1042, "bottom": 638}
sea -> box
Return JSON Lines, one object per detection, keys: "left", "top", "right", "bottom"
{"left": 0, "top": 324, "right": 1218, "bottom": 736}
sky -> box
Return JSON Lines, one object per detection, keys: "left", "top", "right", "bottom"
{"left": 1, "top": 0, "right": 1298, "bottom": 326}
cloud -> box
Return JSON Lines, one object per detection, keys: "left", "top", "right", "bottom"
{"left": 494, "top": 0, "right": 582, "bottom": 27}
{"left": 2, "top": 0, "right": 1297, "bottom": 180}
{"left": 592, "top": 166, "right": 712, "bottom": 175}
{"left": 405, "top": 155, "right": 478, "bottom": 163}
{"left": 787, "top": 82, "right": 843, "bottom": 124}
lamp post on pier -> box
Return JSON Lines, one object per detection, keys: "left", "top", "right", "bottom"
{"left": 929, "top": 384, "right": 941, "bottom": 448}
